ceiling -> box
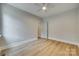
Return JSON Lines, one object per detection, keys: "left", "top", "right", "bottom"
{"left": 8, "top": 3, "right": 79, "bottom": 18}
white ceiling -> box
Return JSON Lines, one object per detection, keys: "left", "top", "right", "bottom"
{"left": 8, "top": 3, "right": 79, "bottom": 18}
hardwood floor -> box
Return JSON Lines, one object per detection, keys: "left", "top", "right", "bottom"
{"left": 7, "top": 38, "right": 79, "bottom": 56}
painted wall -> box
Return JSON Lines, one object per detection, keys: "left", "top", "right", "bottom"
{"left": 0, "top": 4, "right": 2, "bottom": 34}
{"left": 41, "top": 8, "right": 79, "bottom": 44}
{"left": 0, "top": 4, "right": 42, "bottom": 47}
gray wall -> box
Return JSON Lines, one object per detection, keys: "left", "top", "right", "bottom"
{"left": 41, "top": 8, "right": 79, "bottom": 44}
{"left": 0, "top": 4, "right": 42, "bottom": 47}
{"left": 0, "top": 4, "right": 2, "bottom": 34}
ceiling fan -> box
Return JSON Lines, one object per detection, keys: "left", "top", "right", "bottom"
{"left": 35, "top": 3, "right": 50, "bottom": 12}
{"left": 35, "top": 3, "right": 54, "bottom": 12}
{"left": 41, "top": 3, "right": 48, "bottom": 11}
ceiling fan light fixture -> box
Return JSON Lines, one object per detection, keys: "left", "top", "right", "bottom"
{"left": 42, "top": 6, "right": 47, "bottom": 11}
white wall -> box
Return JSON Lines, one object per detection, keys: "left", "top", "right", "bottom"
{"left": 0, "top": 4, "right": 2, "bottom": 34}
{"left": 0, "top": 4, "right": 42, "bottom": 47}
{"left": 41, "top": 8, "right": 79, "bottom": 45}
{"left": 77, "top": 8, "right": 79, "bottom": 41}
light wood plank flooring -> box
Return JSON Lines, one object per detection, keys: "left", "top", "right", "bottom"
{"left": 7, "top": 38, "right": 79, "bottom": 56}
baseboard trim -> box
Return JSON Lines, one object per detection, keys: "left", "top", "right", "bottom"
{"left": 3, "top": 38, "right": 37, "bottom": 49}
{"left": 41, "top": 37, "right": 79, "bottom": 46}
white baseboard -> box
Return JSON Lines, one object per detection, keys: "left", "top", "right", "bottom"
{"left": 0, "top": 38, "right": 37, "bottom": 55}
{"left": 48, "top": 37, "right": 79, "bottom": 46}
{"left": 4, "top": 38, "right": 37, "bottom": 56}
{"left": 6, "top": 38, "right": 37, "bottom": 48}
{"left": 41, "top": 37, "right": 79, "bottom": 46}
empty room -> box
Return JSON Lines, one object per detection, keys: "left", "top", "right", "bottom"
{"left": 0, "top": 3, "right": 79, "bottom": 56}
